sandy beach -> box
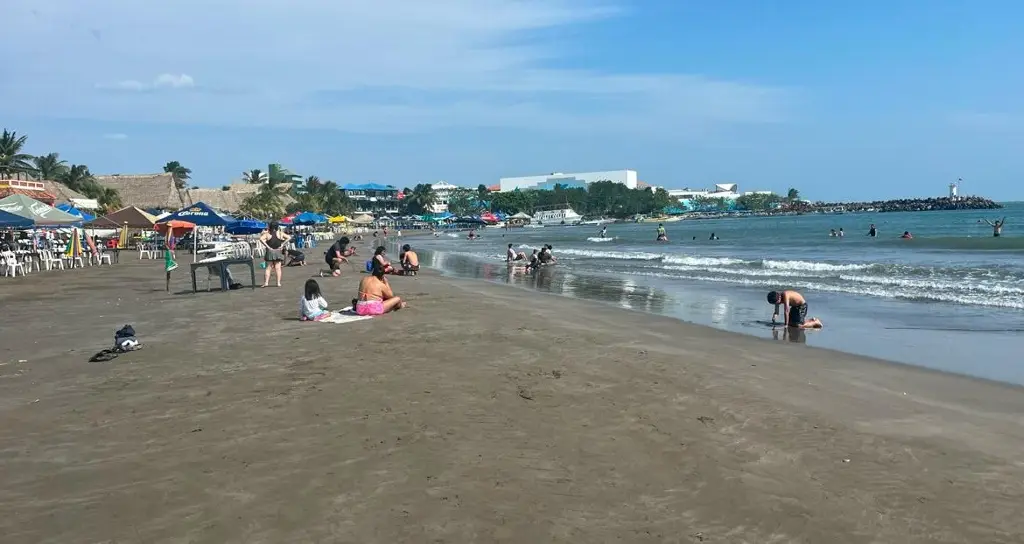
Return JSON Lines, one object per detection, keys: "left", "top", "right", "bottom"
{"left": 1, "top": 256, "right": 1023, "bottom": 543}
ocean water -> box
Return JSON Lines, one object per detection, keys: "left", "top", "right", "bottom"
{"left": 395, "top": 203, "right": 1024, "bottom": 385}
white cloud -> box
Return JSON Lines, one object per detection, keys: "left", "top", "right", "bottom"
{"left": 98, "top": 73, "right": 195, "bottom": 91}
{"left": 0, "top": 0, "right": 793, "bottom": 133}
{"left": 102, "top": 133, "right": 128, "bottom": 139}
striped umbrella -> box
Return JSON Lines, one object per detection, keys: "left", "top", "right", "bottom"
{"left": 117, "top": 222, "right": 129, "bottom": 249}
{"left": 64, "top": 227, "right": 83, "bottom": 264}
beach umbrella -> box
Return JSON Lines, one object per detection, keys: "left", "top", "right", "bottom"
{"left": 292, "top": 211, "right": 327, "bottom": 225}
{"left": 225, "top": 218, "right": 267, "bottom": 235}
{"left": 64, "top": 227, "right": 83, "bottom": 264}
{"left": 0, "top": 194, "right": 82, "bottom": 226}
{"left": 157, "top": 202, "right": 236, "bottom": 262}
{"left": 56, "top": 203, "right": 96, "bottom": 222}
{"left": 117, "top": 223, "right": 129, "bottom": 249}
{"left": 0, "top": 209, "right": 32, "bottom": 228}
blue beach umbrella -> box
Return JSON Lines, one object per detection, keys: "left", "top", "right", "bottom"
{"left": 157, "top": 202, "right": 237, "bottom": 262}
{"left": 56, "top": 203, "right": 96, "bottom": 222}
{"left": 225, "top": 219, "right": 267, "bottom": 235}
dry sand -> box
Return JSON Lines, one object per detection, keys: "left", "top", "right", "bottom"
{"left": 1, "top": 256, "right": 1023, "bottom": 543}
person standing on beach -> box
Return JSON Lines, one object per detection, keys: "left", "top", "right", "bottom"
{"left": 983, "top": 217, "right": 1006, "bottom": 237}
{"left": 259, "top": 222, "right": 290, "bottom": 287}
{"left": 767, "top": 290, "right": 823, "bottom": 329}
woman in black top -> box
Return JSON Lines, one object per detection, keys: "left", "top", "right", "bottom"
{"left": 259, "top": 222, "right": 290, "bottom": 287}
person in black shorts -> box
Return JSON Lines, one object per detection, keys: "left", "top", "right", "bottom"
{"left": 767, "top": 290, "right": 822, "bottom": 329}
{"left": 323, "top": 236, "right": 355, "bottom": 277}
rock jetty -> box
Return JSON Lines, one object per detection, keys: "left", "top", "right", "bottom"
{"left": 810, "top": 196, "right": 1002, "bottom": 213}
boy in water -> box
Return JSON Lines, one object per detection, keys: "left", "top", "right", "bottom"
{"left": 767, "top": 290, "right": 823, "bottom": 329}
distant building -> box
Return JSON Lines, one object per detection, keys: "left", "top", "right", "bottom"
{"left": 498, "top": 170, "right": 638, "bottom": 192}
{"left": 0, "top": 179, "right": 57, "bottom": 205}
{"left": 341, "top": 183, "right": 399, "bottom": 215}
{"left": 429, "top": 181, "right": 460, "bottom": 214}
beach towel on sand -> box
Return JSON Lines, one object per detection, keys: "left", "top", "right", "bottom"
{"left": 314, "top": 307, "right": 373, "bottom": 324}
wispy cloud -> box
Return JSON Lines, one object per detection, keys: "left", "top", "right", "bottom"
{"left": 96, "top": 73, "right": 195, "bottom": 92}
{"left": 102, "top": 133, "right": 128, "bottom": 140}
{"left": 1, "top": 0, "right": 793, "bottom": 133}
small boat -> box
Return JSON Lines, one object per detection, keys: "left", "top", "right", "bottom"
{"left": 533, "top": 205, "right": 583, "bottom": 226}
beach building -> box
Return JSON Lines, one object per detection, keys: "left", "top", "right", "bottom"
{"left": 0, "top": 178, "right": 58, "bottom": 205}
{"left": 341, "top": 183, "right": 399, "bottom": 215}
{"left": 498, "top": 170, "right": 638, "bottom": 192}
{"left": 429, "top": 181, "right": 460, "bottom": 214}
{"left": 93, "top": 173, "right": 189, "bottom": 213}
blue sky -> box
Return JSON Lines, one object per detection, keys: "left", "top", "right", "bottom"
{"left": 2, "top": 0, "right": 1022, "bottom": 200}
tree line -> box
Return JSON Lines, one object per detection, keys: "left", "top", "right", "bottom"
{"left": 0, "top": 129, "right": 124, "bottom": 211}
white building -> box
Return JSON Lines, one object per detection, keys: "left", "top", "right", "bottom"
{"left": 430, "top": 181, "right": 460, "bottom": 213}
{"left": 498, "top": 170, "right": 638, "bottom": 192}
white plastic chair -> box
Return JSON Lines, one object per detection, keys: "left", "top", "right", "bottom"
{"left": 138, "top": 244, "right": 154, "bottom": 259}
{"left": 64, "top": 251, "right": 85, "bottom": 269}
{"left": 40, "top": 250, "right": 64, "bottom": 271}
{"left": 23, "top": 253, "right": 40, "bottom": 273}
{"left": 94, "top": 248, "right": 113, "bottom": 265}
{"left": 2, "top": 251, "right": 26, "bottom": 277}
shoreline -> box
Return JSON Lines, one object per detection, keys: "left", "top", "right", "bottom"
{"left": 407, "top": 243, "right": 1024, "bottom": 386}
{"left": 1, "top": 260, "right": 1022, "bottom": 542}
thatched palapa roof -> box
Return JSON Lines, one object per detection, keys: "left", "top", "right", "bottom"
{"left": 39, "top": 180, "right": 87, "bottom": 204}
{"left": 93, "top": 173, "right": 189, "bottom": 211}
{"left": 187, "top": 183, "right": 296, "bottom": 214}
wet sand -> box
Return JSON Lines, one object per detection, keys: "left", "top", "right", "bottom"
{"left": 1, "top": 257, "right": 1023, "bottom": 543}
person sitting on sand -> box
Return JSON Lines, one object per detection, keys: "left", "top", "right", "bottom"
{"left": 525, "top": 249, "right": 540, "bottom": 270}
{"left": 373, "top": 246, "right": 395, "bottom": 274}
{"left": 538, "top": 244, "right": 556, "bottom": 265}
{"left": 325, "top": 236, "right": 356, "bottom": 277}
{"left": 400, "top": 244, "right": 419, "bottom": 275}
{"left": 299, "top": 278, "right": 331, "bottom": 321}
{"left": 352, "top": 262, "right": 407, "bottom": 315}
{"left": 767, "top": 290, "right": 823, "bottom": 329}
{"left": 506, "top": 243, "right": 526, "bottom": 263}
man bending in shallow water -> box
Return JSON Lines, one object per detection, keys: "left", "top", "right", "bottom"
{"left": 767, "top": 290, "right": 823, "bottom": 329}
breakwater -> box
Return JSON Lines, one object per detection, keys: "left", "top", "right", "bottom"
{"left": 811, "top": 196, "right": 1002, "bottom": 213}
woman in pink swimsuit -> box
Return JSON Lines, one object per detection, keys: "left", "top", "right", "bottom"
{"left": 353, "top": 262, "right": 407, "bottom": 315}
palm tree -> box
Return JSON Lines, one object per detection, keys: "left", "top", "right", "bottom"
{"left": 0, "top": 129, "right": 34, "bottom": 179}
{"left": 242, "top": 169, "right": 268, "bottom": 184}
{"left": 163, "top": 161, "right": 192, "bottom": 189}
{"left": 787, "top": 188, "right": 801, "bottom": 202}
{"left": 403, "top": 183, "right": 438, "bottom": 215}
{"left": 97, "top": 187, "right": 123, "bottom": 212}
{"left": 58, "top": 164, "right": 95, "bottom": 193}
{"left": 33, "top": 152, "right": 69, "bottom": 180}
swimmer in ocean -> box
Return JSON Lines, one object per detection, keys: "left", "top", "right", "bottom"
{"left": 983, "top": 217, "right": 1006, "bottom": 237}
{"left": 867, "top": 224, "right": 877, "bottom": 237}
{"left": 656, "top": 223, "right": 668, "bottom": 242}
{"left": 599, "top": 226, "right": 608, "bottom": 238}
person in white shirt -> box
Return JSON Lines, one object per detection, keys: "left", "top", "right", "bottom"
{"left": 299, "top": 278, "right": 330, "bottom": 321}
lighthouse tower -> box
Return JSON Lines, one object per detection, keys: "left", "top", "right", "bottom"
{"left": 949, "top": 178, "right": 960, "bottom": 199}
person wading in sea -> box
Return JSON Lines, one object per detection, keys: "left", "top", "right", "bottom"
{"left": 983, "top": 217, "right": 1006, "bottom": 237}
